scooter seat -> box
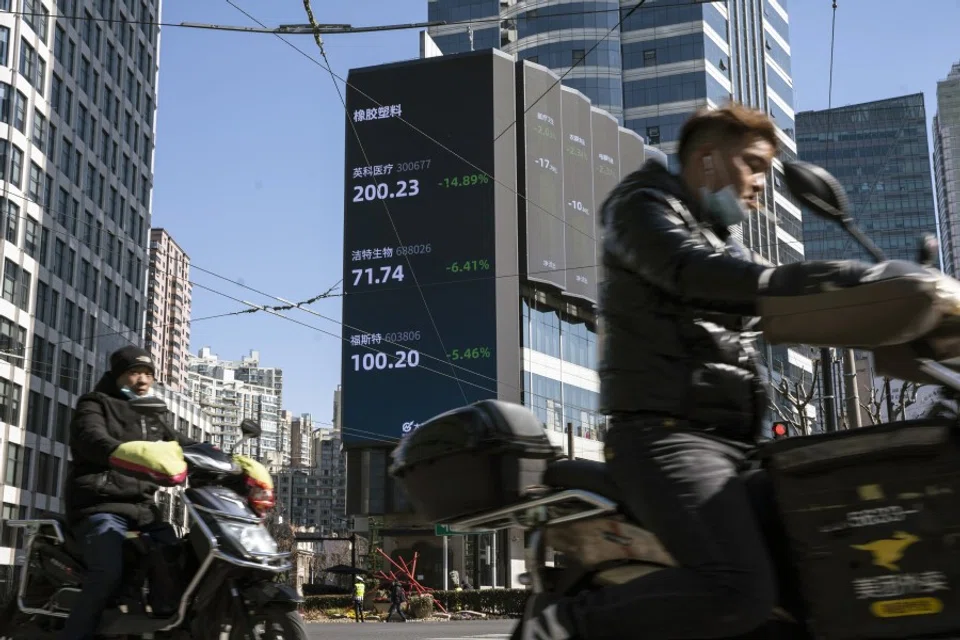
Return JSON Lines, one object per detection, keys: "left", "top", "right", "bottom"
{"left": 543, "top": 459, "right": 621, "bottom": 502}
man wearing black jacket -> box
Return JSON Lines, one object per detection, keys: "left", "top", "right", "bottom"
{"left": 59, "top": 346, "right": 196, "bottom": 640}
{"left": 522, "top": 104, "right": 876, "bottom": 639}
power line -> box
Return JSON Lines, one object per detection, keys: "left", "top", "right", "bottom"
{"left": 218, "top": 1, "right": 613, "bottom": 250}
{"left": 0, "top": 184, "right": 342, "bottom": 328}
{"left": 188, "top": 236, "right": 947, "bottom": 437}
{"left": 216, "top": 0, "right": 826, "bottom": 258}
{"left": 493, "top": 0, "right": 647, "bottom": 143}
{"left": 1, "top": 1, "right": 723, "bottom": 37}
{"left": 233, "top": 0, "right": 471, "bottom": 406}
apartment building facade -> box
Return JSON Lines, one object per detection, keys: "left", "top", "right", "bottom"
{"left": 145, "top": 227, "right": 190, "bottom": 391}
{"left": 0, "top": 0, "right": 162, "bottom": 588}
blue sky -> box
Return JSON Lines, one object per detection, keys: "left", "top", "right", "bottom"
{"left": 152, "top": 0, "right": 960, "bottom": 422}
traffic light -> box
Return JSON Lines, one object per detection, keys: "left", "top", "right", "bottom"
{"left": 772, "top": 422, "right": 789, "bottom": 439}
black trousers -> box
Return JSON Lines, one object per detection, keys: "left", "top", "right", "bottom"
{"left": 58, "top": 514, "right": 178, "bottom": 640}
{"left": 354, "top": 598, "right": 364, "bottom": 622}
{"left": 563, "top": 424, "right": 779, "bottom": 640}
{"left": 387, "top": 601, "right": 407, "bottom": 621}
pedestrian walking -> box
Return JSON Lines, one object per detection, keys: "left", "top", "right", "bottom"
{"left": 385, "top": 581, "right": 407, "bottom": 622}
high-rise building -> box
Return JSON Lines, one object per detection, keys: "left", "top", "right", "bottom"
{"left": 274, "top": 409, "right": 293, "bottom": 471}
{"left": 313, "top": 428, "right": 346, "bottom": 534}
{"left": 290, "top": 412, "right": 313, "bottom": 468}
{"left": 0, "top": 1, "right": 162, "bottom": 587}
{"left": 426, "top": 0, "right": 809, "bottom": 430}
{"left": 427, "top": 1, "right": 797, "bottom": 170}
{"left": 796, "top": 95, "right": 938, "bottom": 264}
{"left": 145, "top": 228, "right": 191, "bottom": 391}
{"left": 935, "top": 62, "right": 960, "bottom": 277}
{"left": 186, "top": 347, "right": 282, "bottom": 460}
{"left": 797, "top": 94, "right": 939, "bottom": 426}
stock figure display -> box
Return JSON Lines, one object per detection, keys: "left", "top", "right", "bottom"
{"left": 341, "top": 51, "right": 520, "bottom": 445}
{"left": 341, "top": 51, "right": 648, "bottom": 445}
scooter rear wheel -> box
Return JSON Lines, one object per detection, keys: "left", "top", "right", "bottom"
{"left": 0, "top": 598, "right": 57, "bottom": 640}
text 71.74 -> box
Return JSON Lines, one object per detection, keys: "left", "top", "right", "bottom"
{"left": 352, "top": 265, "right": 404, "bottom": 287}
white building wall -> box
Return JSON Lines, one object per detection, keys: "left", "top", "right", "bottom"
{"left": 0, "top": 0, "right": 162, "bottom": 585}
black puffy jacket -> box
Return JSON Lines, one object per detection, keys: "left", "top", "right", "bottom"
{"left": 64, "top": 373, "right": 196, "bottom": 526}
{"left": 598, "top": 161, "right": 871, "bottom": 441}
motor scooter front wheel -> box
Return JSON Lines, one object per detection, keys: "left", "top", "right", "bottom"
{"left": 228, "top": 606, "right": 307, "bottom": 640}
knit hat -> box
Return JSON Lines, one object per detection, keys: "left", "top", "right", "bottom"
{"left": 110, "top": 346, "right": 156, "bottom": 378}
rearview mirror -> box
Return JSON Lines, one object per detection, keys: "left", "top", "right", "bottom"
{"left": 239, "top": 419, "right": 262, "bottom": 439}
{"left": 782, "top": 160, "right": 850, "bottom": 223}
{"left": 128, "top": 395, "right": 169, "bottom": 417}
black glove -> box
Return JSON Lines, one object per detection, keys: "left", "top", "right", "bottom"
{"left": 763, "top": 259, "right": 874, "bottom": 296}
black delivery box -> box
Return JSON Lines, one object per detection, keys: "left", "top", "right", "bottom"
{"left": 390, "top": 399, "right": 563, "bottom": 523}
{"left": 761, "top": 418, "right": 960, "bottom": 640}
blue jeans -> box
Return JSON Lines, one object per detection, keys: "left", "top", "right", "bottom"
{"left": 58, "top": 513, "right": 177, "bottom": 640}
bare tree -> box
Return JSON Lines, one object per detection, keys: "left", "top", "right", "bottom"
{"left": 860, "top": 377, "right": 928, "bottom": 424}
{"left": 263, "top": 508, "right": 295, "bottom": 554}
{"left": 860, "top": 384, "right": 885, "bottom": 426}
{"left": 768, "top": 361, "right": 820, "bottom": 436}
{"left": 895, "top": 380, "right": 924, "bottom": 420}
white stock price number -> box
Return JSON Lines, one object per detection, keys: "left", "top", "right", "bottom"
{"left": 350, "top": 349, "right": 421, "bottom": 372}
{"left": 352, "top": 179, "right": 420, "bottom": 202}
{"left": 352, "top": 265, "right": 404, "bottom": 287}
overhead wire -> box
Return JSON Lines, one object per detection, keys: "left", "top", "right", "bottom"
{"left": 492, "top": 0, "right": 647, "bottom": 143}
{"left": 15, "top": 2, "right": 922, "bottom": 431}
{"left": 197, "top": 1, "right": 931, "bottom": 426}
{"left": 3, "top": 2, "right": 728, "bottom": 36}
{"left": 0, "top": 187, "right": 342, "bottom": 359}
{"left": 214, "top": 0, "right": 899, "bottom": 264}
{"left": 229, "top": 0, "right": 469, "bottom": 405}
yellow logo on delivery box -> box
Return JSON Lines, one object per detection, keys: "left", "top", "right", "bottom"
{"left": 851, "top": 531, "right": 920, "bottom": 572}
{"left": 850, "top": 531, "right": 948, "bottom": 618}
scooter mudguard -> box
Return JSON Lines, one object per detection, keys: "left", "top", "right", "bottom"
{"left": 241, "top": 581, "right": 304, "bottom": 611}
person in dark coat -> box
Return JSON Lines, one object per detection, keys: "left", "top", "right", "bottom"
{"left": 520, "top": 103, "right": 887, "bottom": 639}
{"left": 385, "top": 580, "right": 407, "bottom": 622}
{"left": 59, "top": 346, "right": 197, "bottom": 640}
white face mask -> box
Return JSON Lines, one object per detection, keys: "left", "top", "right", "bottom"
{"left": 699, "top": 153, "right": 749, "bottom": 228}
{"left": 120, "top": 385, "right": 155, "bottom": 399}
{"left": 700, "top": 184, "right": 749, "bottom": 228}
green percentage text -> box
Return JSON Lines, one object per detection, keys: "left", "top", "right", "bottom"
{"left": 438, "top": 173, "right": 490, "bottom": 188}
{"left": 448, "top": 347, "right": 492, "bottom": 361}
{"left": 445, "top": 259, "right": 491, "bottom": 273}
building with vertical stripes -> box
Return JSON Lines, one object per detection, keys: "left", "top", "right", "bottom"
{"left": 0, "top": 0, "right": 161, "bottom": 589}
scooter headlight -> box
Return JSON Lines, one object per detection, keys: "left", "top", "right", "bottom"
{"left": 219, "top": 521, "right": 279, "bottom": 556}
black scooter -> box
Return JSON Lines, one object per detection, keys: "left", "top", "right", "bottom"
{"left": 0, "top": 395, "right": 306, "bottom": 639}
{"left": 392, "top": 161, "right": 960, "bottom": 640}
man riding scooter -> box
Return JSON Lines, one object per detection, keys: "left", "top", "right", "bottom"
{"left": 521, "top": 103, "right": 894, "bottom": 639}
{"left": 59, "top": 346, "right": 197, "bottom": 640}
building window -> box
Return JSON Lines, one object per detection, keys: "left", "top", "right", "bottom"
{"left": 1, "top": 503, "right": 27, "bottom": 548}
{"left": 571, "top": 49, "right": 585, "bottom": 65}
{"left": 19, "top": 38, "right": 35, "bottom": 85}
{"left": 643, "top": 49, "right": 657, "bottom": 66}
{"left": 2, "top": 259, "right": 18, "bottom": 304}
{"left": 0, "top": 26, "right": 9, "bottom": 67}
{"left": 0, "top": 317, "right": 25, "bottom": 368}
{"left": 3, "top": 444, "right": 27, "bottom": 489}
{"left": 3, "top": 198, "right": 18, "bottom": 244}
{"left": 23, "top": 216, "right": 38, "bottom": 258}
{"left": 0, "top": 377, "right": 23, "bottom": 428}
{"left": 13, "top": 90, "right": 26, "bottom": 133}
{"left": 647, "top": 126, "right": 661, "bottom": 145}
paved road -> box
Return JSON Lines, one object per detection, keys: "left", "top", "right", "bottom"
{"left": 306, "top": 619, "right": 515, "bottom": 639}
